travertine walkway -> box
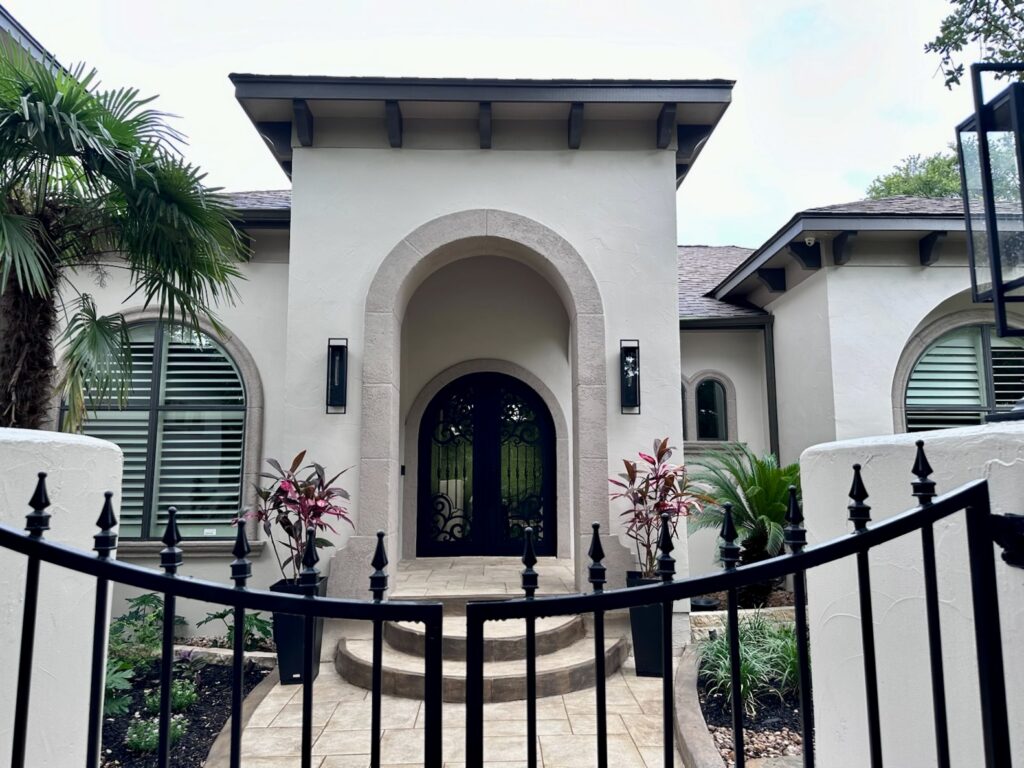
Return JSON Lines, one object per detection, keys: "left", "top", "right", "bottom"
{"left": 239, "top": 656, "right": 683, "bottom": 767}
{"left": 390, "top": 557, "right": 578, "bottom": 599}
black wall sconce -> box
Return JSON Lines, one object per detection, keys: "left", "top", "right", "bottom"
{"left": 620, "top": 339, "right": 640, "bottom": 414}
{"left": 326, "top": 338, "right": 348, "bottom": 413}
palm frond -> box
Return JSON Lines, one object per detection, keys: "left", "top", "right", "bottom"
{"left": 0, "top": 208, "right": 49, "bottom": 294}
{"left": 57, "top": 295, "right": 131, "bottom": 432}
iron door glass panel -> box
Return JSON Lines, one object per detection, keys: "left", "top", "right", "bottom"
{"left": 418, "top": 373, "right": 556, "bottom": 556}
{"left": 423, "top": 385, "right": 476, "bottom": 546}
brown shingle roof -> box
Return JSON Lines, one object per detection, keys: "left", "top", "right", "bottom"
{"left": 223, "top": 189, "right": 291, "bottom": 211}
{"left": 678, "top": 245, "right": 765, "bottom": 320}
{"left": 800, "top": 195, "right": 964, "bottom": 217}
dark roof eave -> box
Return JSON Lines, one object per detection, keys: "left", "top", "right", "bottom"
{"left": 229, "top": 74, "right": 736, "bottom": 104}
{"left": 234, "top": 209, "right": 290, "bottom": 229}
{"left": 711, "top": 209, "right": 967, "bottom": 300}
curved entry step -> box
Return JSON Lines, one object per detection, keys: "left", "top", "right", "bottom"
{"left": 384, "top": 614, "right": 586, "bottom": 661}
{"left": 335, "top": 633, "right": 630, "bottom": 703}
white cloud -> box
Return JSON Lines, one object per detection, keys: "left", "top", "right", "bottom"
{"left": 8, "top": 0, "right": 979, "bottom": 246}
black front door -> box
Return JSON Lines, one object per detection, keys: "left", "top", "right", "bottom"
{"left": 417, "top": 372, "right": 556, "bottom": 556}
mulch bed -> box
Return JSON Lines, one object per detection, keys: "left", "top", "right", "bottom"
{"left": 699, "top": 682, "right": 803, "bottom": 767}
{"left": 100, "top": 662, "right": 270, "bottom": 768}
{"left": 699, "top": 586, "right": 795, "bottom": 611}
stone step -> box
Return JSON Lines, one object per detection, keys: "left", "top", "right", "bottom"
{"left": 335, "top": 633, "right": 630, "bottom": 703}
{"left": 384, "top": 614, "right": 585, "bottom": 661}
{"left": 389, "top": 591, "right": 574, "bottom": 615}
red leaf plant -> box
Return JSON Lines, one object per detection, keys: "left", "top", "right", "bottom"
{"left": 609, "top": 438, "right": 703, "bottom": 579}
{"left": 242, "top": 450, "right": 353, "bottom": 583}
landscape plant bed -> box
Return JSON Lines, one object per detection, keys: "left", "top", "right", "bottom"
{"left": 100, "top": 662, "right": 269, "bottom": 768}
{"left": 699, "top": 586, "right": 794, "bottom": 610}
{"left": 699, "top": 683, "right": 803, "bottom": 767}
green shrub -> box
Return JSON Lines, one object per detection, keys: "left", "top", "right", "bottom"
{"left": 143, "top": 679, "right": 198, "bottom": 714}
{"left": 104, "top": 660, "right": 134, "bottom": 716}
{"left": 124, "top": 715, "right": 187, "bottom": 753}
{"left": 196, "top": 608, "right": 273, "bottom": 651}
{"left": 698, "top": 613, "right": 803, "bottom": 716}
{"left": 108, "top": 593, "right": 188, "bottom": 673}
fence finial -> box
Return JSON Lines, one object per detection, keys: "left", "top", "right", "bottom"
{"left": 299, "top": 526, "right": 320, "bottom": 595}
{"left": 231, "top": 520, "right": 252, "bottom": 588}
{"left": 94, "top": 491, "right": 119, "bottom": 558}
{"left": 370, "top": 530, "right": 388, "bottom": 602}
{"left": 911, "top": 439, "right": 937, "bottom": 506}
{"left": 26, "top": 471, "right": 51, "bottom": 538}
{"left": 521, "top": 527, "right": 538, "bottom": 599}
{"left": 160, "top": 507, "right": 183, "bottom": 575}
{"left": 657, "top": 512, "right": 675, "bottom": 583}
{"left": 719, "top": 502, "right": 741, "bottom": 570}
{"left": 848, "top": 464, "right": 872, "bottom": 533}
{"left": 587, "top": 521, "right": 606, "bottom": 592}
{"left": 784, "top": 485, "right": 807, "bottom": 554}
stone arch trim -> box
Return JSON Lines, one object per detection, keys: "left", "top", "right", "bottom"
{"left": 891, "top": 308, "right": 1024, "bottom": 432}
{"left": 110, "top": 308, "right": 265, "bottom": 540}
{"left": 401, "top": 359, "right": 572, "bottom": 559}
{"left": 682, "top": 369, "right": 739, "bottom": 442}
{"left": 352, "top": 209, "right": 612, "bottom": 593}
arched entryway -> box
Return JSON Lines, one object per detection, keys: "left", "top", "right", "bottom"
{"left": 417, "top": 372, "right": 556, "bottom": 556}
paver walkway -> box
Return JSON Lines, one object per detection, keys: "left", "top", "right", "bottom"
{"left": 239, "top": 655, "right": 683, "bottom": 767}
{"left": 390, "top": 557, "right": 578, "bottom": 598}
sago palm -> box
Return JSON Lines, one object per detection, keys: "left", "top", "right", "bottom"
{"left": 689, "top": 445, "right": 800, "bottom": 564}
{"left": 0, "top": 45, "right": 245, "bottom": 431}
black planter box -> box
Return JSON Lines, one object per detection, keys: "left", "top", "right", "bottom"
{"left": 270, "top": 577, "right": 327, "bottom": 685}
{"left": 626, "top": 571, "right": 664, "bottom": 678}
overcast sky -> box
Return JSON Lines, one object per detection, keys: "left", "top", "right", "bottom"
{"left": 10, "top": 0, "right": 984, "bottom": 247}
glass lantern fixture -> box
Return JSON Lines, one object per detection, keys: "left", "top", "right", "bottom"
{"left": 957, "top": 63, "right": 1024, "bottom": 420}
{"left": 620, "top": 339, "right": 640, "bottom": 414}
{"left": 326, "top": 337, "right": 348, "bottom": 413}
{"left": 956, "top": 62, "right": 1024, "bottom": 337}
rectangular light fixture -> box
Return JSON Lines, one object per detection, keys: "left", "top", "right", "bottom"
{"left": 620, "top": 339, "right": 640, "bottom": 413}
{"left": 326, "top": 338, "right": 348, "bottom": 412}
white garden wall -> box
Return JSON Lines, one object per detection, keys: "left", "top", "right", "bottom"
{"left": 801, "top": 424, "right": 1024, "bottom": 768}
{"left": 0, "top": 428, "right": 122, "bottom": 768}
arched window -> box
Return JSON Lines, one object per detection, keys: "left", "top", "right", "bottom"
{"left": 66, "top": 322, "right": 247, "bottom": 539}
{"left": 696, "top": 378, "right": 728, "bottom": 440}
{"left": 905, "top": 324, "right": 1024, "bottom": 430}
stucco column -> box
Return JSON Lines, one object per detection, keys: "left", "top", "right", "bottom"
{"left": 0, "top": 428, "right": 123, "bottom": 768}
{"left": 801, "top": 424, "right": 1024, "bottom": 767}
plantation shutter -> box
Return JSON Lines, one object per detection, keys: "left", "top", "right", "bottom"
{"left": 905, "top": 327, "right": 986, "bottom": 431}
{"left": 989, "top": 333, "right": 1024, "bottom": 407}
{"left": 79, "top": 324, "right": 246, "bottom": 539}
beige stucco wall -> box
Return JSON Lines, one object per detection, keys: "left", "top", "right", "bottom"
{"left": 801, "top": 425, "right": 1024, "bottom": 767}
{"left": 0, "top": 428, "right": 122, "bottom": 767}
{"left": 680, "top": 328, "right": 771, "bottom": 576}
{"left": 286, "top": 145, "right": 684, "bottom": 590}
{"left": 768, "top": 272, "right": 836, "bottom": 464}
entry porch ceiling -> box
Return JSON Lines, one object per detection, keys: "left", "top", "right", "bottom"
{"left": 230, "top": 75, "right": 733, "bottom": 180}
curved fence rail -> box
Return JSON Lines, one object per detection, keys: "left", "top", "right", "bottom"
{"left": 2, "top": 480, "right": 444, "bottom": 768}
{"left": 464, "top": 441, "right": 1014, "bottom": 768}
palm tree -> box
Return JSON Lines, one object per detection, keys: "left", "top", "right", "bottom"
{"left": 0, "top": 46, "right": 245, "bottom": 431}
{"left": 689, "top": 445, "right": 800, "bottom": 564}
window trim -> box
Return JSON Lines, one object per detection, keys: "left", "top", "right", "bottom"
{"left": 54, "top": 308, "right": 264, "bottom": 545}
{"left": 681, "top": 370, "right": 738, "bottom": 443}
{"left": 893, "top": 309, "right": 1024, "bottom": 432}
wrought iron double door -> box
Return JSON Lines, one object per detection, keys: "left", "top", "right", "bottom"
{"left": 417, "top": 372, "right": 556, "bottom": 556}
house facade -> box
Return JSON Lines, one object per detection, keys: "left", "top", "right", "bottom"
{"left": 56, "top": 73, "right": 1021, "bottom": 614}
{"left": 71, "top": 76, "right": 741, "bottom": 607}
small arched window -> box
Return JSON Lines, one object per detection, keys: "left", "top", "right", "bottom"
{"left": 66, "top": 322, "right": 247, "bottom": 539}
{"left": 696, "top": 378, "right": 728, "bottom": 440}
{"left": 905, "top": 324, "right": 1024, "bottom": 430}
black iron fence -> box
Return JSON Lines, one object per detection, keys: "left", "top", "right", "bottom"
{"left": 2, "top": 440, "right": 1020, "bottom": 768}
{"left": 2, "top": 478, "right": 444, "bottom": 768}
{"left": 464, "top": 441, "right": 1016, "bottom": 768}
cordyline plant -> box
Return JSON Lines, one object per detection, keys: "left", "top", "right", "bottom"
{"left": 243, "top": 451, "right": 353, "bottom": 583}
{"left": 609, "top": 438, "right": 704, "bottom": 579}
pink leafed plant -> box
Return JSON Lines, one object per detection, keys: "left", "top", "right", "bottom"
{"left": 609, "top": 438, "right": 704, "bottom": 579}
{"left": 243, "top": 450, "right": 353, "bottom": 583}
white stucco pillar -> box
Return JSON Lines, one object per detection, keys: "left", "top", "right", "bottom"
{"left": 0, "top": 428, "right": 123, "bottom": 768}
{"left": 800, "top": 424, "right": 1024, "bottom": 768}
